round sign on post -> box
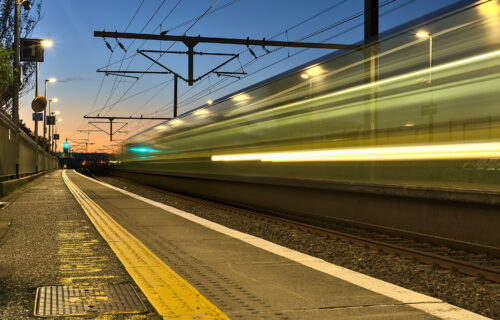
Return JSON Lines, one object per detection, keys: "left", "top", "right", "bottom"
{"left": 32, "top": 96, "right": 47, "bottom": 112}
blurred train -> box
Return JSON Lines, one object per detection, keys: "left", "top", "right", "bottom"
{"left": 115, "top": 0, "right": 500, "bottom": 246}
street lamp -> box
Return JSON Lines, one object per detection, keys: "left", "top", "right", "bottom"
{"left": 35, "top": 41, "right": 53, "bottom": 97}
{"left": 32, "top": 40, "right": 53, "bottom": 145}
{"left": 43, "top": 78, "right": 56, "bottom": 150}
{"left": 416, "top": 31, "right": 432, "bottom": 84}
{"left": 417, "top": 31, "right": 435, "bottom": 142}
{"left": 48, "top": 98, "right": 58, "bottom": 153}
{"left": 300, "top": 66, "right": 325, "bottom": 98}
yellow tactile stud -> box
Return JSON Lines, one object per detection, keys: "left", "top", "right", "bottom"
{"left": 63, "top": 171, "right": 230, "bottom": 319}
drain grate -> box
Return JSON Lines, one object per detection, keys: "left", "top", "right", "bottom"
{"left": 34, "top": 284, "right": 147, "bottom": 317}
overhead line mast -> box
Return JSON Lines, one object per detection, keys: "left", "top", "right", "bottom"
{"left": 94, "top": 31, "right": 353, "bottom": 87}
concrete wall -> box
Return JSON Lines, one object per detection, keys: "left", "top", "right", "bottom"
{"left": 0, "top": 111, "right": 58, "bottom": 180}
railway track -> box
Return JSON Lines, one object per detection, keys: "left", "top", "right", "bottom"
{"left": 89, "top": 171, "right": 500, "bottom": 283}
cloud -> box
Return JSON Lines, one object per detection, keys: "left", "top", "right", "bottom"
{"left": 56, "top": 77, "right": 91, "bottom": 83}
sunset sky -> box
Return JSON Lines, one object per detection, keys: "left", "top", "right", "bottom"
{"left": 19, "top": 0, "right": 461, "bottom": 153}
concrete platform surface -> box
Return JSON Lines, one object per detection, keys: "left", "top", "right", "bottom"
{"left": 0, "top": 170, "right": 158, "bottom": 319}
{"left": 64, "top": 169, "right": 490, "bottom": 320}
{"left": 0, "top": 169, "right": 489, "bottom": 319}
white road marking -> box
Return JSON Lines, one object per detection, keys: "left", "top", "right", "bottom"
{"left": 74, "top": 170, "right": 491, "bottom": 320}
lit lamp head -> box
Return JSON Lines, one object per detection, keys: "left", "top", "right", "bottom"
{"left": 41, "top": 40, "right": 53, "bottom": 48}
{"left": 50, "top": 97, "right": 58, "bottom": 103}
{"left": 416, "top": 31, "right": 431, "bottom": 38}
{"left": 48, "top": 78, "right": 56, "bottom": 83}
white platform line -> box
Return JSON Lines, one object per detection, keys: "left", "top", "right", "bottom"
{"left": 73, "top": 170, "right": 491, "bottom": 320}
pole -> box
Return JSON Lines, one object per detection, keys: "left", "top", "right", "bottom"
{"left": 12, "top": 0, "right": 20, "bottom": 126}
{"left": 110, "top": 119, "right": 113, "bottom": 142}
{"left": 44, "top": 80, "right": 47, "bottom": 150}
{"left": 34, "top": 62, "right": 38, "bottom": 143}
{"left": 174, "top": 74, "right": 178, "bottom": 117}
{"left": 187, "top": 43, "right": 194, "bottom": 86}
{"left": 48, "top": 100, "right": 51, "bottom": 153}
{"left": 13, "top": 0, "right": 20, "bottom": 177}
{"left": 364, "top": 0, "right": 379, "bottom": 181}
{"left": 364, "top": 0, "right": 379, "bottom": 142}
{"left": 429, "top": 37, "right": 433, "bottom": 84}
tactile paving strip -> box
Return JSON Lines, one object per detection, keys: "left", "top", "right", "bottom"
{"left": 34, "top": 284, "right": 147, "bottom": 317}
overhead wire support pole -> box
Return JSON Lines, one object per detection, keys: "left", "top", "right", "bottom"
{"left": 94, "top": 31, "right": 354, "bottom": 50}
{"left": 174, "top": 74, "right": 178, "bottom": 117}
{"left": 136, "top": 50, "right": 186, "bottom": 81}
{"left": 104, "top": 72, "right": 139, "bottom": 80}
{"left": 84, "top": 115, "right": 172, "bottom": 120}
{"left": 97, "top": 70, "right": 171, "bottom": 75}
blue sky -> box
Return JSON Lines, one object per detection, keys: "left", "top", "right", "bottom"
{"left": 19, "top": 0, "right": 463, "bottom": 152}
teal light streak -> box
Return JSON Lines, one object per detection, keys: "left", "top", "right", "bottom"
{"left": 129, "top": 147, "right": 160, "bottom": 153}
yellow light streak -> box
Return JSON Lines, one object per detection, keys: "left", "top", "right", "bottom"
{"left": 194, "top": 108, "right": 209, "bottom": 116}
{"left": 211, "top": 141, "right": 500, "bottom": 162}
{"left": 232, "top": 93, "right": 250, "bottom": 102}
{"left": 170, "top": 119, "right": 183, "bottom": 125}
{"left": 304, "top": 65, "right": 325, "bottom": 77}
{"left": 479, "top": 0, "right": 500, "bottom": 15}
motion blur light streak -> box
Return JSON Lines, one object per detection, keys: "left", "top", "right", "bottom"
{"left": 120, "top": 4, "right": 500, "bottom": 189}
{"left": 194, "top": 109, "right": 210, "bottom": 117}
{"left": 129, "top": 147, "right": 160, "bottom": 153}
{"left": 211, "top": 141, "right": 500, "bottom": 162}
{"left": 479, "top": 0, "right": 500, "bottom": 15}
{"left": 318, "top": 49, "right": 500, "bottom": 105}
{"left": 232, "top": 93, "right": 250, "bottom": 102}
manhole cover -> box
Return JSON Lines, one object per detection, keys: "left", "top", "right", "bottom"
{"left": 34, "top": 284, "right": 147, "bottom": 317}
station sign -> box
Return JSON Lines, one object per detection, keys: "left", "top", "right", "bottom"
{"left": 32, "top": 112, "right": 43, "bottom": 121}
{"left": 46, "top": 115, "right": 56, "bottom": 125}
{"left": 20, "top": 38, "right": 45, "bottom": 62}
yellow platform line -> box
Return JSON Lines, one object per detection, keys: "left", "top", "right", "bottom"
{"left": 62, "top": 170, "right": 229, "bottom": 320}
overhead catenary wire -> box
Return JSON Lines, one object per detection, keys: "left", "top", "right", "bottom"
{"left": 71, "top": 0, "right": 146, "bottom": 138}
{"left": 92, "top": 0, "right": 412, "bottom": 141}
{"left": 90, "top": 0, "right": 240, "bottom": 118}
{"left": 142, "top": 0, "right": 386, "bottom": 116}
{"left": 126, "top": 0, "right": 354, "bottom": 118}
{"left": 148, "top": 0, "right": 408, "bottom": 119}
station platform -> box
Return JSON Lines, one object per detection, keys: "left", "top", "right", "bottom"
{"left": 0, "top": 169, "right": 490, "bottom": 319}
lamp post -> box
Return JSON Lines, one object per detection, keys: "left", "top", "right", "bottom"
{"left": 48, "top": 98, "right": 58, "bottom": 153}
{"left": 416, "top": 31, "right": 433, "bottom": 84}
{"left": 34, "top": 40, "right": 53, "bottom": 144}
{"left": 43, "top": 78, "right": 56, "bottom": 150}
{"left": 417, "top": 31, "right": 435, "bottom": 141}
{"left": 12, "top": 0, "right": 32, "bottom": 126}
{"left": 51, "top": 111, "right": 60, "bottom": 152}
